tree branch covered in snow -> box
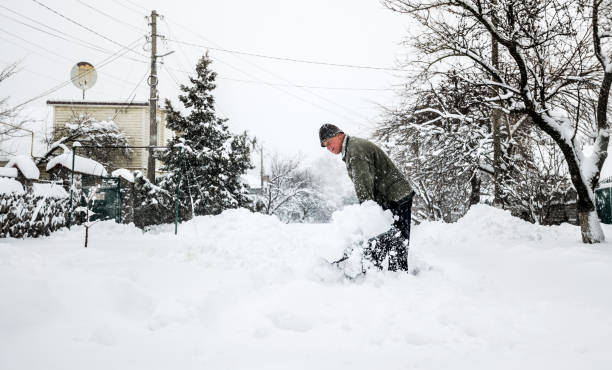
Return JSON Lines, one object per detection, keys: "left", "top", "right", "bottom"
{"left": 50, "top": 113, "right": 132, "bottom": 169}
{"left": 256, "top": 154, "right": 333, "bottom": 223}
{"left": 385, "top": 0, "right": 612, "bottom": 242}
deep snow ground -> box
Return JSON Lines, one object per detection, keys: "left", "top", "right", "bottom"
{"left": 1, "top": 203, "right": 612, "bottom": 370}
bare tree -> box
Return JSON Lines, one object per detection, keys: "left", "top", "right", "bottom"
{"left": 384, "top": 0, "right": 612, "bottom": 243}
{"left": 257, "top": 154, "right": 331, "bottom": 223}
{"left": 0, "top": 62, "right": 32, "bottom": 157}
{"left": 0, "top": 63, "right": 19, "bottom": 126}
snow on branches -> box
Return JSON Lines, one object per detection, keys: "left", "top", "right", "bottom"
{"left": 384, "top": 0, "right": 612, "bottom": 242}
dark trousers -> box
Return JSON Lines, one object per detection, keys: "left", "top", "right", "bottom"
{"left": 364, "top": 192, "right": 414, "bottom": 271}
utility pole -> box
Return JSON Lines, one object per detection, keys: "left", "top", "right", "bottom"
{"left": 147, "top": 10, "right": 159, "bottom": 183}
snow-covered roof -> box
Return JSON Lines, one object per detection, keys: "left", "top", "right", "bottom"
{"left": 111, "top": 168, "right": 134, "bottom": 183}
{"left": 46, "top": 152, "right": 108, "bottom": 177}
{"left": 0, "top": 167, "right": 18, "bottom": 178}
{"left": 47, "top": 100, "right": 149, "bottom": 107}
{"left": 0, "top": 177, "right": 25, "bottom": 195}
{"left": 5, "top": 155, "right": 40, "bottom": 180}
{"left": 32, "top": 183, "right": 69, "bottom": 198}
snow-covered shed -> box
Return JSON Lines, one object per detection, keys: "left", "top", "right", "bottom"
{"left": 5, "top": 155, "right": 40, "bottom": 181}
{"left": 46, "top": 152, "right": 108, "bottom": 178}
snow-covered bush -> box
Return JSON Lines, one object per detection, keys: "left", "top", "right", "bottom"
{"left": 0, "top": 191, "right": 68, "bottom": 238}
{"left": 132, "top": 171, "right": 182, "bottom": 229}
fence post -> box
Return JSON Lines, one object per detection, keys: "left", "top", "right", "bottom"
{"left": 68, "top": 148, "right": 76, "bottom": 229}
{"left": 175, "top": 147, "right": 183, "bottom": 235}
{"left": 117, "top": 177, "right": 121, "bottom": 223}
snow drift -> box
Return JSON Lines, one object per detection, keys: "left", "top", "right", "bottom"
{"left": 1, "top": 204, "right": 611, "bottom": 370}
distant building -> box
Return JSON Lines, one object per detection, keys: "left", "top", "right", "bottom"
{"left": 46, "top": 100, "right": 172, "bottom": 174}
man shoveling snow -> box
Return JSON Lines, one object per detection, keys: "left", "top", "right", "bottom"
{"left": 319, "top": 123, "right": 415, "bottom": 272}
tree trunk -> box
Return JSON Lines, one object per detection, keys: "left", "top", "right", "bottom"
{"left": 578, "top": 209, "right": 604, "bottom": 244}
{"left": 469, "top": 171, "right": 481, "bottom": 205}
{"left": 84, "top": 226, "right": 89, "bottom": 248}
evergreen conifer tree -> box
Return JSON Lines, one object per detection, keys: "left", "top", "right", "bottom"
{"left": 158, "top": 53, "right": 252, "bottom": 218}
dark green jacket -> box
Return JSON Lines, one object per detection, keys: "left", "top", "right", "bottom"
{"left": 342, "top": 136, "right": 412, "bottom": 210}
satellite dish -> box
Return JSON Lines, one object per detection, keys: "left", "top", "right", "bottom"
{"left": 70, "top": 62, "right": 97, "bottom": 99}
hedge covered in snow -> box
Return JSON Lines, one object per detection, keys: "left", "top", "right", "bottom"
{"left": 0, "top": 192, "right": 69, "bottom": 238}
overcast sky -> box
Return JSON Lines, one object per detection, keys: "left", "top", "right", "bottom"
{"left": 1, "top": 0, "right": 414, "bottom": 158}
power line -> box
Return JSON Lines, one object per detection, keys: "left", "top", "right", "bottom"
{"left": 75, "top": 0, "right": 146, "bottom": 33}
{"left": 0, "top": 5, "right": 147, "bottom": 63}
{"left": 156, "top": 17, "right": 350, "bottom": 121}
{"left": 151, "top": 8, "right": 379, "bottom": 123}
{"left": 94, "top": 0, "right": 393, "bottom": 123}
{"left": 210, "top": 48, "right": 373, "bottom": 122}
{"left": 160, "top": 23, "right": 370, "bottom": 123}
{"left": 0, "top": 5, "right": 148, "bottom": 64}
{"left": 31, "top": 0, "right": 147, "bottom": 59}
{"left": 0, "top": 56, "right": 134, "bottom": 100}
{"left": 12, "top": 38, "right": 144, "bottom": 110}
{"left": 206, "top": 52, "right": 362, "bottom": 123}
{"left": 0, "top": 28, "right": 147, "bottom": 91}
{"left": 164, "top": 65, "right": 394, "bottom": 91}
{"left": 0, "top": 9, "right": 111, "bottom": 55}
{"left": 123, "top": 0, "right": 149, "bottom": 12}
{"left": 0, "top": 26, "right": 74, "bottom": 63}
{"left": 166, "top": 39, "right": 409, "bottom": 72}
{"left": 112, "top": 68, "right": 150, "bottom": 121}
{"left": 161, "top": 18, "right": 193, "bottom": 81}
{"left": 109, "top": 0, "right": 145, "bottom": 17}
{"left": 217, "top": 76, "right": 396, "bottom": 91}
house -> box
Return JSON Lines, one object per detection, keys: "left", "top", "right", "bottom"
{"left": 46, "top": 100, "right": 172, "bottom": 175}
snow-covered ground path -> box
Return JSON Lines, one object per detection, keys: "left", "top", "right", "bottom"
{"left": 1, "top": 204, "right": 612, "bottom": 370}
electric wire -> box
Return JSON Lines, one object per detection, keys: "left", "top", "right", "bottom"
{"left": 0, "top": 9, "right": 112, "bottom": 55}
{"left": 217, "top": 75, "right": 396, "bottom": 91}
{"left": 163, "top": 21, "right": 368, "bottom": 124}
{"left": 12, "top": 38, "right": 144, "bottom": 110}
{"left": 161, "top": 18, "right": 192, "bottom": 83}
{"left": 0, "top": 29, "right": 147, "bottom": 91}
{"left": 163, "top": 65, "right": 394, "bottom": 91}
{"left": 109, "top": 0, "right": 145, "bottom": 17}
{"left": 0, "top": 5, "right": 148, "bottom": 64}
{"left": 0, "top": 56, "right": 129, "bottom": 99}
{"left": 111, "top": 68, "right": 150, "bottom": 121}
{"left": 166, "top": 39, "right": 410, "bottom": 72}
{"left": 211, "top": 48, "right": 373, "bottom": 122}
{"left": 31, "top": 0, "right": 148, "bottom": 59}
{"left": 197, "top": 51, "right": 361, "bottom": 123}
{"left": 123, "top": 0, "right": 149, "bottom": 12}
{"left": 150, "top": 6, "right": 380, "bottom": 123}
{"left": 15, "top": 0, "right": 394, "bottom": 124}
{"left": 157, "top": 17, "right": 359, "bottom": 122}
{"left": 75, "top": 0, "right": 146, "bottom": 34}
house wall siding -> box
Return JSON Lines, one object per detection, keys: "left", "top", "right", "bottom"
{"left": 50, "top": 104, "right": 170, "bottom": 174}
